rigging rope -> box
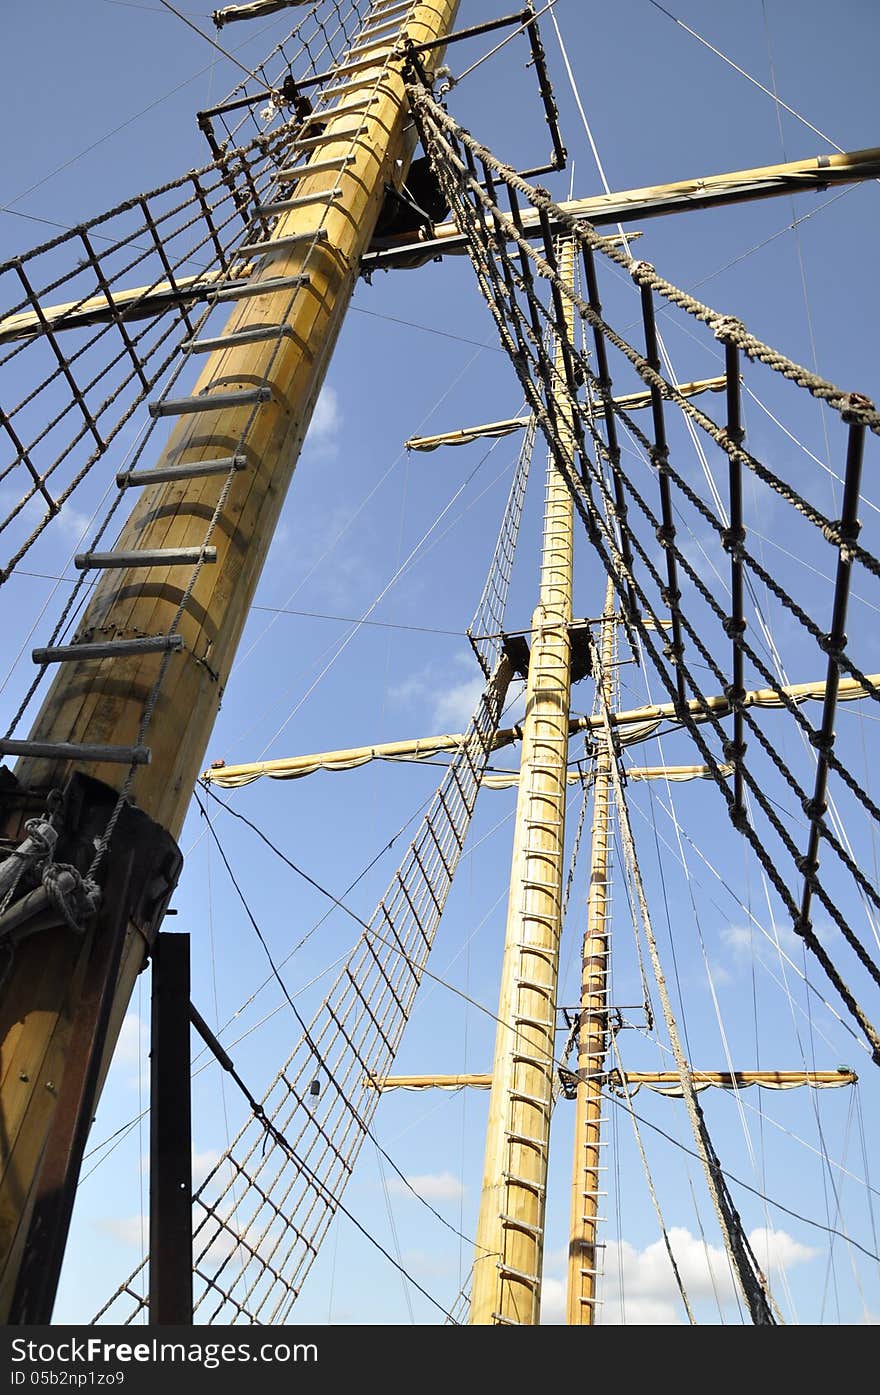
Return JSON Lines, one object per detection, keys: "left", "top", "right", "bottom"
{"left": 405, "top": 81, "right": 880, "bottom": 1062}
{"left": 589, "top": 623, "right": 779, "bottom": 1322}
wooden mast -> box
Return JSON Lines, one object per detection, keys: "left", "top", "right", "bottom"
{"left": 0, "top": 0, "right": 461, "bottom": 1319}
{"left": 566, "top": 576, "right": 615, "bottom": 1323}
{"left": 469, "top": 237, "right": 577, "bottom": 1326}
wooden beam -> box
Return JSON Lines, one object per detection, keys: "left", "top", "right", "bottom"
{"left": 201, "top": 673, "right": 880, "bottom": 787}
{"left": 362, "top": 144, "right": 880, "bottom": 269}
{"left": 404, "top": 378, "right": 727, "bottom": 451}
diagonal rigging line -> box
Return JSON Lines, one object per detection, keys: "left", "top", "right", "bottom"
{"left": 606, "top": 1090, "right": 880, "bottom": 1266}
{"left": 590, "top": 629, "right": 780, "bottom": 1324}
{"left": 157, "top": 0, "right": 273, "bottom": 85}
{"left": 410, "top": 98, "right": 880, "bottom": 1054}
{"left": 644, "top": 0, "right": 848, "bottom": 153}
{"left": 189, "top": 1013, "right": 460, "bottom": 1322}
{"left": 192, "top": 785, "right": 483, "bottom": 1255}
{"left": 203, "top": 785, "right": 880, "bottom": 1271}
{"left": 1, "top": 10, "right": 285, "bottom": 213}
{"left": 610, "top": 1032, "right": 696, "bottom": 1324}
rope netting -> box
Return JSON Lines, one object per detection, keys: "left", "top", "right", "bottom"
{"left": 0, "top": 0, "right": 372, "bottom": 584}
{"left": 94, "top": 648, "right": 513, "bottom": 1324}
{"left": 405, "top": 76, "right": 880, "bottom": 1062}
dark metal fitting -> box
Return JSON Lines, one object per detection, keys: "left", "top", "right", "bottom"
{"left": 808, "top": 729, "right": 834, "bottom": 754}
{"left": 802, "top": 795, "right": 827, "bottom": 820}
{"left": 722, "top": 426, "right": 746, "bottom": 447}
{"left": 792, "top": 916, "right": 812, "bottom": 938}
{"left": 728, "top": 804, "right": 749, "bottom": 831}
{"left": 660, "top": 585, "right": 681, "bottom": 607}
{"left": 722, "top": 739, "right": 746, "bottom": 762}
{"left": 721, "top": 525, "right": 746, "bottom": 549}
{"left": 723, "top": 616, "right": 747, "bottom": 638}
{"left": 818, "top": 631, "right": 846, "bottom": 659}
{"left": 649, "top": 445, "right": 670, "bottom": 468}
{"left": 723, "top": 683, "right": 747, "bottom": 706}
{"left": 662, "top": 641, "right": 682, "bottom": 662}
{"left": 655, "top": 524, "right": 676, "bottom": 547}
{"left": 795, "top": 854, "right": 820, "bottom": 879}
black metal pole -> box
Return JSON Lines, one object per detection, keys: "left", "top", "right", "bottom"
{"left": 149, "top": 931, "right": 193, "bottom": 1325}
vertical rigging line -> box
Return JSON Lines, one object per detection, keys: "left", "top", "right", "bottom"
{"left": 760, "top": 1, "right": 836, "bottom": 516}
{"left": 374, "top": 1142, "right": 416, "bottom": 1323}
{"left": 609, "top": 1033, "right": 696, "bottom": 1323}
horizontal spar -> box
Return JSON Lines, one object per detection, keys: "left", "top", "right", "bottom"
{"left": 404, "top": 377, "right": 726, "bottom": 451}
{"left": 201, "top": 672, "right": 880, "bottom": 786}
{"left": 364, "top": 1069, "right": 858, "bottom": 1092}
{"left": 363, "top": 144, "right": 880, "bottom": 269}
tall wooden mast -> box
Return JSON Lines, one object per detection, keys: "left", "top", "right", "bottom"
{"left": 0, "top": 0, "right": 461, "bottom": 1320}
{"left": 470, "top": 238, "right": 577, "bottom": 1326}
{"left": 566, "top": 576, "right": 614, "bottom": 1323}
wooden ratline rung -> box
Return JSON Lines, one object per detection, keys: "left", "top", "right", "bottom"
{"left": 117, "top": 456, "right": 247, "bottom": 488}
{"left": 500, "top": 1213, "right": 543, "bottom": 1239}
{"left": 75, "top": 546, "right": 218, "bottom": 571}
{"left": 322, "top": 75, "right": 387, "bottom": 101}
{"left": 149, "top": 387, "right": 271, "bottom": 418}
{"left": 509, "top": 1088, "right": 551, "bottom": 1109}
{"left": 355, "top": 17, "right": 405, "bottom": 44}
{"left": 0, "top": 738, "right": 151, "bottom": 765}
{"left": 214, "top": 273, "right": 311, "bottom": 302}
{"left": 496, "top": 1262, "right": 541, "bottom": 1288}
{"left": 275, "top": 154, "right": 357, "bottom": 181}
{"left": 502, "top": 1171, "right": 546, "bottom": 1196}
{"left": 505, "top": 1130, "right": 548, "bottom": 1153}
{"left": 316, "top": 93, "right": 382, "bottom": 119}
{"left": 182, "top": 324, "right": 295, "bottom": 353}
{"left": 32, "top": 635, "right": 185, "bottom": 665}
{"left": 330, "top": 51, "right": 393, "bottom": 80}
{"left": 257, "top": 188, "right": 343, "bottom": 216}
{"left": 368, "top": 0, "right": 414, "bottom": 17}
{"left": 348, "top": 35, "right": 400, "bottom": 61}
{"left": 290, "top": 124, "right": 365, "bottom": 152}
{"left": 237, "top": 228, "right": 329, "bottom": 257}
{"left": 512, "top": 1013, "right": 555, "bottom": 1032}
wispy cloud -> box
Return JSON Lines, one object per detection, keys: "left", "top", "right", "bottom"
{"left": 389, "top": 653, "right": 514, "bottom": 731}
{"left": 304, "top": 384, "right": 341, "bottom": 458}
{"left": 389, "top": 1171, "right": 464, "bottom": 1202}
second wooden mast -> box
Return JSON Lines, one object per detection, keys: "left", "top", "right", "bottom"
{"left": 470, "top": 238, "right": 577, "bottom": 1325}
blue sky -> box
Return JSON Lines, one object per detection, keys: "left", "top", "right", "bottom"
{"left": 2, "top": 0, "right": 880, "bottom": 1325}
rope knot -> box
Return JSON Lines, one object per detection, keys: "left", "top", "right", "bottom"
{"left": 628, "top": 259, "right": 654, "bottom": 283}
{"left": 42, "top": 863, "right": 101, "bottom": 933}
{"left": 712, "top": 315, "right": 744, "bottom": 343}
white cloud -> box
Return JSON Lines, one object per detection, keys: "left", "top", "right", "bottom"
{"left": 97, "top": 1215, "right": 147, "bottom": 1248}
{"left": 389, "top": 654, "right": 494, "bottom": 731}
{"left": 540, "top": 1276, "right": 565, "bottom": 1323}
{"left": 541, "top": 1226, "right": 816, "bottom": 1325}
{"left": 114, "top": 1012, "right": 143, "bottom": 1064}
{"left": 192, "top": 1148, "right": 222, "bottom": 1185}
{"left": 748, "top": 1226, "right": 817, "bottom": 1273}
{"left": 432, "top": 676, "right": 486, "bottom": 730}
{"left": 113, "top": 1012, "right": 149, "bottom": 1091}
{"left": 389, "top": 1171, "right": 464, "bottom": 1202}
{"left": 55, "top": 504, "right": 94, "bottom": 544}
{"left": 305, "top": 384, "right": 341, "bottom": 455}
